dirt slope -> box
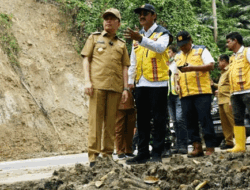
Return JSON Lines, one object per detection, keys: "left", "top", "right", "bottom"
{"left": 0, "top": 0, "right": 89, "bottom": 161}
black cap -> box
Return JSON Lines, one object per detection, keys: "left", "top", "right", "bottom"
{"left": 176, "top": 31, "right": 191, "bottom": 47}
{"left": 134, "top": 4, "right": 156, "bottom": 14}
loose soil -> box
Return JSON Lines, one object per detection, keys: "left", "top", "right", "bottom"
{"left": 0, "top": 0, "right": 89, "bottom": 162}
{"left": 1, "top": 152, "right": 250, "bottom": 190}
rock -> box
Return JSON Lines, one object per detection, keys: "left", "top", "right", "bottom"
{"left": 193, "top": 159, "right": 201, "bottom": 165}
{"left": 95, "top": 181, "right": 104, "bottom": 188}
{"left": 205, "top": 162, "right": 213, "bottom": 167}
{"left": 27, "top": 39, "right": 33, "bottom": 46}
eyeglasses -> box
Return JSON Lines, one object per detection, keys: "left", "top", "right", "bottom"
{"left": 138, "top": 11, "right": 151, "bottom": 17}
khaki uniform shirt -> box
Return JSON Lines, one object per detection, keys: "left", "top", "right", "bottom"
{"left": 81, "top": 30, "right": 130, "bottom": 93}
{"left": 217, "top": 65, "right": 230, "bottom": 105}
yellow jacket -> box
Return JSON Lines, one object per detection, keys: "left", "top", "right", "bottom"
{"left": 229, "top": 47, "right": 250, "bottom": 93}
{"left": 134, "top": 25, "right": 170, "bottom": 83}
{"left": 176, "top": 45, "right": 212, "bottom": 98}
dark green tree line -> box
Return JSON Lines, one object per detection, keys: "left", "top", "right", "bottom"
{"left": 55, "top": 0, "right": 250, "bottom": 80}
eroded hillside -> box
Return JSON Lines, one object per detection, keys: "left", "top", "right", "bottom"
{"left": 0, "top": 0, "right": 89, "bottom": 161}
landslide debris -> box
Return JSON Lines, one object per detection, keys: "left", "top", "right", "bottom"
{"left": 1, "top": 152, "right": 250, "bottom": 190}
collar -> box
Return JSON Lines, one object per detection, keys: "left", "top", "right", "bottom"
{"left": 234, "top": 46, "right": 245, "bottom": 55}
{"left": 102, "top": 30, "right": 118, "bottom": 39}
{"left": 142, "top": 23, "right": 157, "bottom": 35}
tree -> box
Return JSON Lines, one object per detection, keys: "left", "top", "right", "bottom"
{"left": 58, "top": 0, "right": 250, "bottom": 80}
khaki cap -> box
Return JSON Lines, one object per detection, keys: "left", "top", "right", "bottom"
{"left": 103, "top": 8, "right": 121, "bottom": 21}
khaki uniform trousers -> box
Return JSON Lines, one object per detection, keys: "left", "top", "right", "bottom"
{"left": 219, "top": 103, "right": 235, "bottom": 146}
{"left": 115, "top": 109, "right": 136, "bottom": 155}
{"left": 88, "top": 89, "right": 121, "bottom": 162}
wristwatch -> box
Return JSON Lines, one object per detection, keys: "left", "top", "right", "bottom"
{"left": 123, "top": 87, "right": 130, "bottom": 91}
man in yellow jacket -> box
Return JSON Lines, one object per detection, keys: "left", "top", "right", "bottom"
{"left": 174, "top": 31, "right": 217, "bottom": 157}
{"left": 226, "top": 32, "right": 250, "bottom": 153}
{"left": 124, "top": 4, "right": 173, "bottom": 164}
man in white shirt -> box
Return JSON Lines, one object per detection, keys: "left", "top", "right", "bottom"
{"left": 124, "top": 4, "right": 173, "bottom": 164}
{"left": 226, "top": 32, "right": 250, "bottom": 153}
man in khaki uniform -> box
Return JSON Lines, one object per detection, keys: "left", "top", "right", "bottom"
{"left": 81, "top": 8, "right": 130, "bottom": 167}
{"left": 214, "top": 54, "right": 235, "bottom": 149}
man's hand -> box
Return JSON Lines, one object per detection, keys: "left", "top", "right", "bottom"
{"left": 128, "top": 84, "right": 135, "bottom": 91}
{"left": 121, "top": 90, "right": 129, "bottom": 103}
{"left": 124, "top": 27, "right": 142, "bottom": 42}
{"left": 175, "top": 84, "right": 181, "bottom": 94}
{"left": 84, "top": 81, "right": 93, "bottom": 96}
{"left": 179, "top": 65, "right": 193, "bottom": 72}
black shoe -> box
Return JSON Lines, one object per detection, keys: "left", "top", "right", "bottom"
{"left": 90, "top": 162, "right": 96, "bottom": 167}
{"left": 118, "top": 154, "right": 127, "bottom": 160}
{"left": 126, "top": 154, "right": 150, "bottom": 165}
{"left": 220, "top": 143, "right": 234, "bottom": 150}
{"left": 162, "top": 149, "right": 172, "bottom": 158}
{"left": 171, "top": 148, "right": 178, "bottom": 154}
{"left": 125, "top": 153, "right": 135, "bottom": 158}
{"left": 178, "top": 147, "right": 188, "bottom": 154}
{"left": 148, "top": 157, "right": 162, "bottom": 163}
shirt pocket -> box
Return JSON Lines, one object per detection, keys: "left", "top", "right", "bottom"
{"left": 94, "top": 44, "right": 107, "bottom": 55}
{"left": 113, "top": 46, "right": 123, "bottom": 62}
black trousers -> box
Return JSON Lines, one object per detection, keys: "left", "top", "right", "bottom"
{"left": 181, "top": 94, "right": 216, "bottom": 148}
{"left": 231, "top": 93, "right": 250, "bottom": 126}
{"left": 135, "top": 87, "right": 168, "bottom": 157}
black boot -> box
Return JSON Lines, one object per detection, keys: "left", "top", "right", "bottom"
{"left": 126, "top": 154, "right": 150, "bottom": 165}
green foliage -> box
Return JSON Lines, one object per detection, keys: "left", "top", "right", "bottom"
{"left": 53, "top": 0, "right": 250, "bottom": 81}
{"left": 58, "top": 0, "right": 218, "bottom": 53}
{"left": 0, "top": 13, "right": 20, "bottom": 68}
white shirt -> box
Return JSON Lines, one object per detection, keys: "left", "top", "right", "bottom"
{"left": 128, "top": 23, "right": 169, "bottom": 87}
{"left": 231, "top": 46, "right": 250, "bottom": 95}
{"left": 173, "top": 44, "right": 215, "bottom": 74}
